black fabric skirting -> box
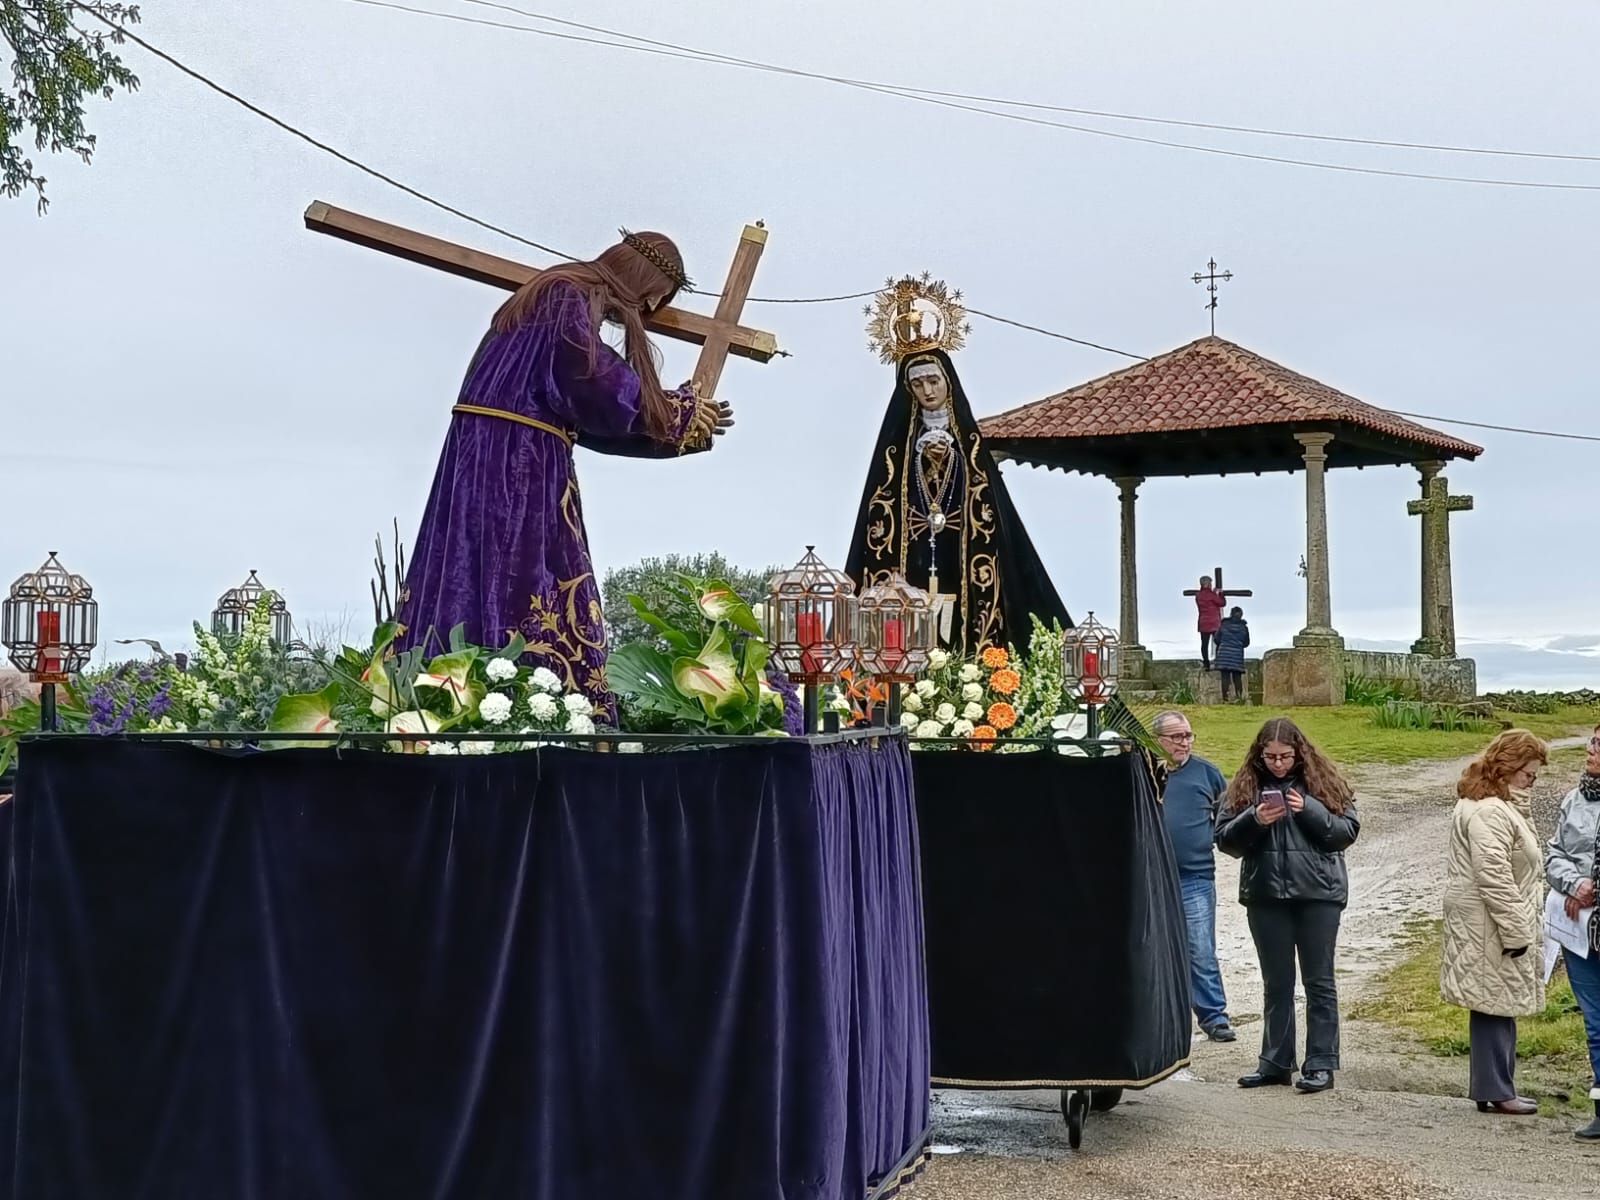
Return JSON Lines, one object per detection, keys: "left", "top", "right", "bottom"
{"left": 914, "top": 749, "right": 1191, "bottom": 1089}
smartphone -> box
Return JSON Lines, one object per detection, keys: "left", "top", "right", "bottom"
{"left": 1259, "top": 788, "right": 1286, "bottom": 813}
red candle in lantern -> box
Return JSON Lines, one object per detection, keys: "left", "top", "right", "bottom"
{"left": 37, "top": 610, "right": 62, "bottom": 676}
{"left": 882, "top": 617, "right": 905, "bottom": 672}
{"left": 1084, "top": 649, "right": 1099, "bottom": 678}
{"left": 797, "top": 611, "right": 823, "bottom": 675}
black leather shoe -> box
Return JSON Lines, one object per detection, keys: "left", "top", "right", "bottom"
{"left": 1203, "top": 1022, "right": 1238, "bottom": 1043}
{"left": 1295, "top": 1070, "right": 1334, "bottom": 1093}
{"left": 1237, "top": 1071, "right": 1292, "bottom": 1088}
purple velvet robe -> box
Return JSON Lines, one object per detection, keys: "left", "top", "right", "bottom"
{"left": 396, "top": 282, "right": 695, "bottom": 715}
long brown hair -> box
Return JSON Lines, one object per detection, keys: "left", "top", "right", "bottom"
{"left": 1457, "top": 729, "right": 1548, "bottom": 801}
{"left": 1225, "top": 716, "right": 1354, "bottom": 814}
{"left": 492, "top": 232, "right": 687, "bottom": 440}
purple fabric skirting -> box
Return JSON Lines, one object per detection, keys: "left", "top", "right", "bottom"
{"left": 0, "top": 738, "right": 929, "bottom": 1200}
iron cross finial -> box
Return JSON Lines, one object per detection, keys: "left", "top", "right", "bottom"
{"left": 1191, "top": 257, "right": 1233, "bottom": 336}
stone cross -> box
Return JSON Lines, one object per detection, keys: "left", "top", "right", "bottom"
{"left": 1408, "top": 462, "right": 1473, "bottom": 658}
{"left": 303, "top": 202, "right": 779, "bottom": 400}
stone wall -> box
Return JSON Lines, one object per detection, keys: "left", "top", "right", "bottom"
{"left": 1342, "top": 649, "right": 1477, "bottom": 702}
{"left": 1145, "top": 659, "right": 1264, "bottom": 705}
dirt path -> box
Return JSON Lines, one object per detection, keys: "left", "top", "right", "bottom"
{"left": 912, "top": 741, "right": 1600, "bottom": 1199}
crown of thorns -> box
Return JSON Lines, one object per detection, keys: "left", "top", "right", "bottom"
{"left": 619, "top": 229, "right": 692, "bottom": 291}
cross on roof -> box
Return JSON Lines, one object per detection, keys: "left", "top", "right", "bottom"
{"left": 1191, "top": 257, "right": 1233, "bottom": 336}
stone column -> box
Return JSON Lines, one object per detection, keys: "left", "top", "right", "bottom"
{"left": 1113, "top": 476, "right": 1143, "bottom": 649}
{"left": 1293, "top": 432, "right": 1342, "bottom": 648}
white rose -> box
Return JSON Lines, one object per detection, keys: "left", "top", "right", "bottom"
{"left": 914, "top": 719, "right": 943, "bottom": 739}
{"left": 618, "top": 742, "right": 645, "bottom": 754}
{"left": 425, "top": 741, "right": 458, "bottom": 756}
{"left": 958, "top": 664, "right": 981, "bottom": 683}
{"left": 485, "top": 657, "right": 518, "bottom": 683}
{"left": 935, "top": 702, "right": 957, "bottom": 724}
{"left": 963, "top": 702, "right": 985, "bottom": 721}
{"left": 927, "top": 648, "right": 950, "bottom": 671}
{"left": 951, "top": 718, "right": 976, "bottom": 738}
{"left": 900, "top": 712, "right": 919, "bottom": 730}
{"left": 528, "top": 693, "right": 560, "bottom": 721}
{"left": 563, "top": 693, "right": 593, "bottom": 717}
{"left": 479, "top": 692, "right": 514, "bottom": 725}
{"left": 961, "top": 682, "right": 983, "bottom": 702}
{"left": 914, "top": 680, "right": 937, "bottom": 699}
{"left": 567, "top": 713, "right": 597, "bottom": 736}
{"left": 902, "top": 691, "right": 924, "bottom": 714}
{"left": 531, "top": 667, "right": 562, "bottom": 694}
{"left": 459, "top": 738, "right": 494, "bottom": 755}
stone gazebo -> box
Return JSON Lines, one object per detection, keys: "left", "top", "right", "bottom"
{"left": 981, "top": 336, "right": 1483, "bottom": 705}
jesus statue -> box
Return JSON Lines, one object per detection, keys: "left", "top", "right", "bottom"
{"left": 395, "top": 230, "right": 731, "bottom": 717}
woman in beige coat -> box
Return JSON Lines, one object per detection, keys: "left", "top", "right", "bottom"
{"left": 1442, "top": 730, "right": 1549, "bottom": 1115}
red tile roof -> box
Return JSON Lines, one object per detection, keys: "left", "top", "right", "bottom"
{"left": 981, "top": 336, "right": 1482, "bottom": 459}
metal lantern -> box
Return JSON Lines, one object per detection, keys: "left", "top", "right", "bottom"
{"left": 855, "top": 574, "right": 936, "bottom": 683}
{"left": 1062, "top": 611, "right": 1120, "bottom": 737}
{"left": 766, "top": 547, "right": 858, "bottom": 732}
{"left": 2, "top": 551, "right": 99, "bottom": 731}
{"left": 212, "top": 570, "right": 293, "bottom": 646}
{"left": 2, "top": 552, "right": 99, "bottom": 681}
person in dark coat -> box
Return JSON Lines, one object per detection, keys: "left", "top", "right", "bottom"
{"left": 1214, "top": 607, "right": 1250, "bottom": 702}
{"left": 1216, "top": 717, "right": 1360, "bottom": 1094}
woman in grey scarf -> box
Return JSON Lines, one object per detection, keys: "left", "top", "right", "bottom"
{"left": 1544, "top": 723, "right": 1600, "bottom": 1141}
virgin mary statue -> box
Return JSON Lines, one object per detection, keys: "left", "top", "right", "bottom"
{"left": 845, "top": 279, "right": 1070, "bottom": 656}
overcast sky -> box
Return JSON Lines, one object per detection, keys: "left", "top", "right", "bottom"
{"left": 5, "top": 1, "right": 1598, "bottom": 686}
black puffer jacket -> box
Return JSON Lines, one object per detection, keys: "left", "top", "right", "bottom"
{"left": 1214, "top": 780, "right": 1360, "bottom": 906}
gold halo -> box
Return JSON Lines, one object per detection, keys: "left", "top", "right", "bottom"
{"left": 864, "top": 274, "right": 971, "bottom": 364}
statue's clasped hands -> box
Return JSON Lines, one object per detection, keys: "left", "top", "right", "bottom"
{"left": 683, "top": 379, "right": 734, "bottom": 449}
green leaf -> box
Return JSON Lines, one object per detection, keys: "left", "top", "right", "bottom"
{"left": 697, "top": 579, "right": 763, "bottom": 636}
{"left": 267, "top": 683, "right": 343, "bottom": 747}
{"left": 417, "top": 649, "right": 483, "bottom": 715}
{"left": 607, "top": 644, "right": 700, "bottom": 719}
{"left": 626, "top": 594, "right": 698, "bottom": 656}
{"left": 672, "top": 626, "right": 745, "bottom": 717}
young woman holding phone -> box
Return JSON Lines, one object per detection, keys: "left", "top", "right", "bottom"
{"left": 1216, "top": 718, "right": 1361, "bottom": 1093}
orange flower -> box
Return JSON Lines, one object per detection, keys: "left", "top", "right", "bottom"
{"left": 981, "top": 646, "right": 1009, "bottom": 669}
{"left": 972, "top": 724, "right": 998, "bottom": 751}
{"left": 986, "top": 701, "right": 1017, "bottom": 731}
{"left": 989, "top": 667, "right": 1021, "bottom": 696}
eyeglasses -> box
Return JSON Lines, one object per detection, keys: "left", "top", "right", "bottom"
{"left": 1159, "top": 732, "right": 1195, "bottom": 743}
{"left": 1589, "top": 737, "right": 1600, "bottom": 751}
{"left": 1262, "top": 752, "right": 1296, "bottom": 764}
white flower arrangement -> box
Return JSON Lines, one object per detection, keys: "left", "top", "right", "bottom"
{"left": 567, "top": 713, "right": 597, "bottom": 737}
{"left": 478, "top": 692, "right": 514, "bottom": 725}
{"left": 961, "top": 682, "right": 984, "bottom": 703}
{"left": 563, "top": 693, "right": 593, "bottom": 717}
{"left": 530, "top": 667, "right": 562, "bottom": 694}
{"left": 902, "top": 691, "right": 924, "bottom": 714}
{"left": 485, "top": 657, "right": 518, "bottom": 683}
{"left": 528, "top": 692, "right": 560, "bottom": 721}
{"left": 934, "top": 702, "right": 957, "bottom": 724}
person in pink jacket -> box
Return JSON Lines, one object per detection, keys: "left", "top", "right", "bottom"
{"left": 1195, "top": 575, "right": 1226, "bottom": 669}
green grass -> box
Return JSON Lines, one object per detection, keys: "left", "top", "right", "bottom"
{"left": 1145, "top": 704, "right": 1596, "bottom": 775}
{"left": 1352, "top": 919, "right": 1592, "bottom": 1113}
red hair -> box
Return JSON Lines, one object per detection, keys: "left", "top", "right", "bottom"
{"left": 1457, "top": 729, "right": 1548, "bottom": 801}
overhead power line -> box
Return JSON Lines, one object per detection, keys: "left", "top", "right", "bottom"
{"left": 457, "top": 0, "right": 1600, "bottom": 165}
{"left": 342, "top": 0, "right": 1600, "bottom": 193}
{"left": 72, "top": 12, "right": 1600, "bottom": 448}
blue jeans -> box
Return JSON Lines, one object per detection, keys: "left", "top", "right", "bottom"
{"left": 1181, "top": 872, "right": 1229, "bottom": 1029}
{"left": 1564, "top": 946, "right": 1600, "bottom": 1087}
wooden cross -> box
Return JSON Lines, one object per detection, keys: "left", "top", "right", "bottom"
{"left": 1191, "top": 256, "right": 1233, "bottom": 336}
{"left": 303, "top": 202, "right": 779, "bottom": 399}
{"left": 1183, "top": 567, "right": 1253, "bottom": 601}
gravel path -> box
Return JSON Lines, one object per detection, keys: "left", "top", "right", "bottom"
{"left": 911, "top": 738, "right": 1600, "bottom": 1199}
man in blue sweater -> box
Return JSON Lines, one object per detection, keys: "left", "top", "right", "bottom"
{"left": 1154, "top": 709, "right": 1236, "bottom": 1042}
